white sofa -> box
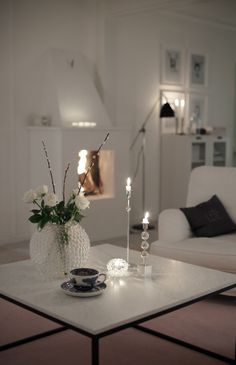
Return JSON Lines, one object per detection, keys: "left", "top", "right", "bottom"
{"left": 150, "top": 166, "right": 236, "bottom": 274}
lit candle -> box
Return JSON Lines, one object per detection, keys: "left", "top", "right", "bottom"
{"left": 142, "top": 211, "right": 149, "bottom": 225}
{"left": 180, "top": 99, "right": 185, "bottom": 118}
{"left": 180, "top": 98, "right": 185, "bottom": 109}
{"left": 180, "top": 99, "right": 185, "bottom": 133}
{"left": 174, "top": 98, "right": 180, "bottom": 108}
{"left": 126, "top": 177, "right": 131, "bottom": 194}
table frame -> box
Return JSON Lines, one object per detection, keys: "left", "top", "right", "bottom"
{"left": 1, "top": 283, "right": 236, "bottom": 365}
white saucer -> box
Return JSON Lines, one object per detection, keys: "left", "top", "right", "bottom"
{"left": 61, "top": 279, "right": 107, "bottom": 297}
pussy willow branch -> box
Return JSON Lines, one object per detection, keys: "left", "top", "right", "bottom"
{"left": 63, "top": 163, "right": 70, "bottom": 202}
{"left": 42, "top": 140, "right": 56, "bottom": 194}
{"left": 78, "top": 132, "right": 110, "bottom": 194}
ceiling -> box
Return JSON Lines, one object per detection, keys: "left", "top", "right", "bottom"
{"left": 102, "top": 0, "right": 236, "bottom": 29}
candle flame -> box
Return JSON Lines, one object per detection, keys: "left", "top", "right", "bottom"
{"left": 126, "top": 177, "right": 131, "bottom": 186}
{"left": 145, "top": 211, "right": 149, "bottom": 219}
{"left": 174, "top": 98, "right": 180, "bottom": 107}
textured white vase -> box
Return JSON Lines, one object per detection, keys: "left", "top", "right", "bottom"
{"left": 30, "top": 222, "right": 90, "bottom": 279}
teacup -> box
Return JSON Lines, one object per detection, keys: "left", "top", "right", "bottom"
{"left": 70, "top": 268, "right": 106, "bottom": 287}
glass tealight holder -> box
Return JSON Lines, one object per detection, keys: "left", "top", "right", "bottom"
{"left": 107, "top": 258, "right": 129, "bottom": 278}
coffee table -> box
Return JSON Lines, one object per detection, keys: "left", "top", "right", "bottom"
{"left": 0, "top": 243, "right": 236, "bottom": 364}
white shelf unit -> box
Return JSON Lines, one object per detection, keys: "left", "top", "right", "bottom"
{"left": 160, "top": 134, "right": 231, "bottom": 211}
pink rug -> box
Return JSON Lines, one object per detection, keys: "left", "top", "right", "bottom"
{"left": 0, "top": 295, "right": 235, "bottom": 365}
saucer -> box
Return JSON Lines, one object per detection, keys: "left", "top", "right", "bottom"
{"left": 61, "top": 279, "right": 107, "bottom": 297}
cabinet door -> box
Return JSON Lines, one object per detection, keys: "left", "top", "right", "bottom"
{"left": 213, "top": 141, "right": 227, "bottom": 166}
{"left": 191, "top": 140, "right": 207, "bottom": 169}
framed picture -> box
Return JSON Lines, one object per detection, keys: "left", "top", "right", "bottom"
{"left": 189, "top": 52, "right": 207, "bottom": 87}
{"left": 161, "top": 46, "right": 184, "bottom": 86}
{"left": 188, "top": 93, "right": 207, "bottom": 128}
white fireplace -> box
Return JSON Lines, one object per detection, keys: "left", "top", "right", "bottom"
{"left": 29, "top": 126, "right": 131, "bottom": 242}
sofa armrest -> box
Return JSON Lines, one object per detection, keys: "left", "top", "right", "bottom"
{"left": 158, "top": 209, "right": 193, "bottom": 242}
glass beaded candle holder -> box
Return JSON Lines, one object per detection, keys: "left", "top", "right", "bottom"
{"left": 126, "top": 185, "right": 131, "bottom": 265}
{"left": 138, "top": 223, "right": 152, "bottom": 277}
{"left": 141, "top": 224, "right": 150, "bottom": 264}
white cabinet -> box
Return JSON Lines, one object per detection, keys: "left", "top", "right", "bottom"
{"left": 160, "top": 134, "right": 231, "bottom": 210}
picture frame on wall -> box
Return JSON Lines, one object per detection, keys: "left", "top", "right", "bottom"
{"left": 188, "top": 93, "right": 207, "bottom": 130}
{"left": 189, "top": 52, "right": 207, "bottom": 87}
{"left": 161, "top": 46, "right": 184, "bottom": 86}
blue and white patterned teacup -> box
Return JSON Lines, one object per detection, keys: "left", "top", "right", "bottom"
{"left": 70, "top": 268, "right": 106, "bottom": 287}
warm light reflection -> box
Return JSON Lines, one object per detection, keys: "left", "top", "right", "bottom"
{"left": 174, "top": 98, "right": 180, "bottom": 107}
{"left": 72, "top": 122, "right": 97, "bottom": 127}
{"left": 142, "top": 211, "right": 149, "bottom": 224}
{"left": 109, "top": 278, "right": 127, "bottom": 290}
{"left": 77, "top": 150, "right": 88, "bottom": 175}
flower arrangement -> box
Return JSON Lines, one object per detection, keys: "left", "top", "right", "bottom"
{"left": 23, "top": 134, "right": 109, "bottom": 244}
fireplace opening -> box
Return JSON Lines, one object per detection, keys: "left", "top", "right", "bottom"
{"left": 77, "top": 149, "right": 114, "bottom": 199}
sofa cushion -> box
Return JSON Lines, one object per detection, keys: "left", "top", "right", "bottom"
{"left": 180, "top": 195, "right": 236, "bottom": 237}
{"left": 186, "top": 166, "right": 236, "bottom": 223}
{"left": 150, "top": 236, "right": 236, "bottom": 273}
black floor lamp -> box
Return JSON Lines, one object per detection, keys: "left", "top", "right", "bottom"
{"left": 130, "top": 99, "right": 175, "bottom": 231}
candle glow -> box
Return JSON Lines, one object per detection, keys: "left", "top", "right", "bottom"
{"left": 174, "top": 98, "right": 180, "bottom": 107}
{"left": 142, "top": 211, "right": 149, "bottom": 224}
{"left": 126, "top": 177, "right": 131, "bottom": 192}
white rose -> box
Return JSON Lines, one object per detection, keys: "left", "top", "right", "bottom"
{"left": 44, "top": 193, "right": 58, "bottom": 207}
{"left": 23, "top": 189, "right": 37, "bottom": 203}
{"left": 75, "top": 194, "right": 90, "bottom": 210}
{"left": 35, "top": 185, "right": 48, "bottom": 197}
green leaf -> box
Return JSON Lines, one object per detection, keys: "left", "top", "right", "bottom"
{"left": 38, "top": 216, "right": 49, "bottom": 230}
{"left": 30, "top": 209, "right": 41, "bottom": 214}
{"left": 29, "top": 214, "right": 42, "bottom": 223}
{"left": 57, "top": 201, "right": 64, "bottom": 209}
{"left": 67, "top": 202, "right": 75, "bottom": 210}
{"left": 44, "top": 206, "right": 52, "bottom": 214}
{"left": 51, "top": 216, "right": 60, "bottom": 224}
{"left": 74, "top": 212, "right": 83, "bottom": 222}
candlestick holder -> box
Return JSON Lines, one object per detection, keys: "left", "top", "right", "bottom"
{"left": 137, "top": 223, "right": 152, "bottom": 277}
{"left": 126, "top": 187, "right": 131, "bottom": 265}
{"left": 125, "top": 178, "right": 137, "bottom": 273}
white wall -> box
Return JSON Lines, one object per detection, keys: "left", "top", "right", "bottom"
{"left": 0, "top": 1, "right": 16, "bottom": 243}
{"left": 1, "top": 0, "right": 236, "bottom": 244}
{"left": 0, "top": 0, "right": 101, "bottom": 245}
{"left": 102, "top": 7, "right": 236, "bottom": 224}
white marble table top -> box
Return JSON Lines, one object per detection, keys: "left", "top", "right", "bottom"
{"left": 0, "top": 244, "right": 236, "bottom": 335}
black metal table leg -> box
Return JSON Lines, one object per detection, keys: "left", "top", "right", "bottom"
{"left": 133, "top": 324, "right": 235, "bottom": 364}
{"left": 92, "top": 336, "right": 99, "bottom": 365}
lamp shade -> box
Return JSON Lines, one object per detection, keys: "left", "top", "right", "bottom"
{"left": 160, "top": 102, "right": 175, "bottom": 118}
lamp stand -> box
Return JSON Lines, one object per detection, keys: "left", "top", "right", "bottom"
{"left": 131, "top": 126, "right": 155, "bottom": 231}
{"left": 130, "top": 97, "right": 174, "bottom": 231}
